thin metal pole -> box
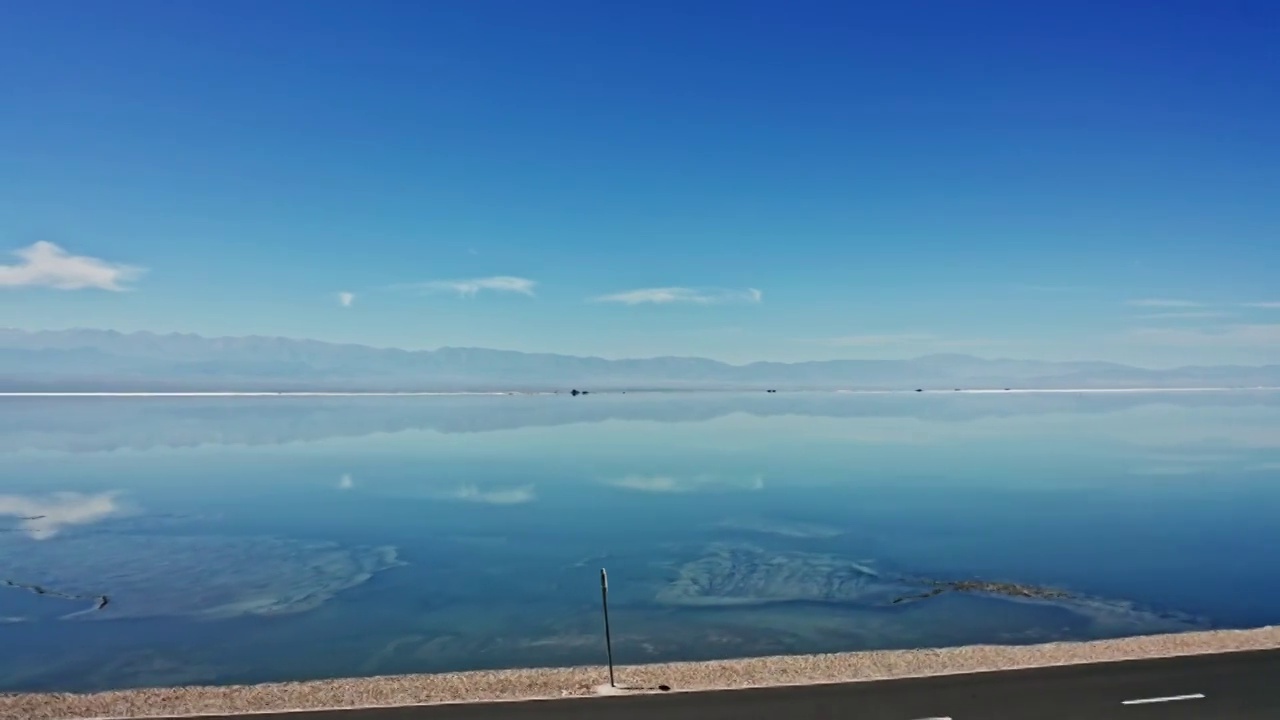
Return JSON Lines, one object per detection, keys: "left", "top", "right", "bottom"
{"left": 600, "top": 568, "right": 615, "bottom": 687}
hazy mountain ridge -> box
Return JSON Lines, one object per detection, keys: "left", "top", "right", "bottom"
{"left": 1, "top": 328, "right": 1278, "bottom": 391}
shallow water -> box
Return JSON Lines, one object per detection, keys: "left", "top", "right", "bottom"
{"left": 2, "top": 391, "right": 1279, "bottom": 691}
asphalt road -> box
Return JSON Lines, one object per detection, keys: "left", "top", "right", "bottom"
{"left": 164, "top": 649, "right": 1279, "bottom": 720}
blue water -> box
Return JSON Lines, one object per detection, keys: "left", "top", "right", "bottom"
{"left": 2, "top": 391, "right": 1279, "bottom": 691}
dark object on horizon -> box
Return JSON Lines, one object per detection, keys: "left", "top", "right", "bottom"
{"left": 581, "top": 390, "right": 590, "bottom": 395}
{"left": 915, "top": 388, "right": 923, "bottom": 392}
{"left": 659, "top": 684, "right": 671, "bottom": 691}
{"left": 571, "top": 389, "right": 579, "bottom": 396}
{"left": 1005, "top": 388, "right": 1011, "bottom": 391}
{"left": 766, "top": 389, "right": 777, "bottom": 393}
{"left": 955, "top": 388, "right": 961, "bottom": 391}
{"left": 600, "top": 568, "right": 615, "bottom": 688}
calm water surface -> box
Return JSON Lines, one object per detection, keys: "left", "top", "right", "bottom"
{"left": 2, "top": 391, "right": 1279, "bottom": 691}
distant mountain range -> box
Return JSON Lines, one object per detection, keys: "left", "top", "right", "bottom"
{"left": 1, "top": 328, "right": 1278, "bottom": 391}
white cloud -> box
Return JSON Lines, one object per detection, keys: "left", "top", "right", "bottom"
{"left": 410, "top": 276, "right": 536, "bottom": 297}
{"left": 1128, "top": 465, "right": 1202, "bottom": 476}
{"left": 0, "top": 491, "right": 125, "bottom": 540}
{"left": 1127, "top": 451, "right": 1245, "bottom": 477}
{"left": 609, "top": 475, "right": 684, "bottom": 492}
{"left": 1129, "top": 311, "right": 1229, "bottom": 320}
{"left": 1141, "top": 451, "right": 1242, "bottom": 465}
{"left": 1126, "top": 299, "right": 1203, "bottom": 308}
{"left": 606, "top": 474, "right": 764, "bottom": 493}
{"left": 817, "top": 333, "right": 937, "bottom": 347}
{"left": 337, "top": 474, "right": 354, "bottom": 490}
{"left": 804, "top": 334, "right": 1000, "bottom": 350}
{"left": 1127, "top": 324, "right": 1280, "bottom": 347}
{"left": 1243, "top": 302, "right": 1280, "bottom": 309}
{"left": 448, "top": 484, "right": 535, "bottom": 504}
{"left": 337, "top": 292, "right": 355, "bottom": 307}
{"left": 593, "top": 287, "right": 762, "bottom": 305}
{"left": 1014, "top": 284, "right": 1097, "bottom": 293}
{"left": 0, "top": 241, "right": 144, "bottom": 291}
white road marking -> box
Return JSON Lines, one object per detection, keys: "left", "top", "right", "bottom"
{"left": 910, "top": 717, "right": 952, "bottom": 720}
{"left": 1121, "top": 693, "right": 1206, "bottom": 705}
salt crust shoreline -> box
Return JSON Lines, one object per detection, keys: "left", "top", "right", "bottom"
{"left": 5, "top": 627, "right": 1279, "bottom": 720}
{"left": 4, "top": 387, "right": 1279, "bottom": 397}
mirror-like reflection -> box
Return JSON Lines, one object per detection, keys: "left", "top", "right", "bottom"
{"left": 2, "top": 391, "right": 1279, "bottom": 691}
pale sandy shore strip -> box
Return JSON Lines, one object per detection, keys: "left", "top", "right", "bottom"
{"left": 0, "top": 392, "right": 528, "bottom": 398}
{"left": 5, "top": 627, "right": 1280, "bottom": 720}
{"left": 3, "top": 387, "right": 1278, "bottom": 398}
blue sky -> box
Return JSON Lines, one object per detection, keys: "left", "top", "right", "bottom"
{"left": 1, "top": 0, "right": 1277, "bottom": 366}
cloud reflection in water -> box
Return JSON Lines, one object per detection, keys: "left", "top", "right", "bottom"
{"left": 0, "top": 491, "right": 126, "bottom": 539}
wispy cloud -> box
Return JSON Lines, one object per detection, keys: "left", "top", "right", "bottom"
{"left": 1243, "top": 302, "right": 1280, "bottom": 309}
{"left": 1014, "top": 284, "right": 1096, "bottom": 293}
{"left": 448, "top": 484, "right": 535, "bottom": 504}
{"left": 804, "top": 333, "right": 1000, "bottom": 350}
{"left": 1128, "top": 465, "right": 1202, "bottom": 476}
{"left": 593, "top": 287, "right": 762, "bottom": 305}
{"left": 1128, "top": 323, "right": 1280, "bottom": 347}
{"left": 1126, "top": 299, "right": 1203, "bottom": 308}
{"left": 337, "top": 474, "right": 354, "bottom": 490}
{"left": 1141, "top": 451, "right": 1242, "bottom": 465}
{"left": 0, "top": 491, "right": 126, "bottom": 540}
{"left": 1128, "top": 452, "right": 1240, "bottom": 476}
{"left": 816, "top": 333, "right": 937, "bottom": 347}
{"left": 405, "top": 276, "right": 537, "bottom": 298}
{"left": 606, "top": 474, "right": 764, "bottom": 493}
{"left": 1129, "top": 311, "right": 1229, "bottom": 320}
{"left": 337, "top": 292, "right": 355, "bottom": 307}
{"left": 0, "top": 241, "right": 144, "bottom": 291}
